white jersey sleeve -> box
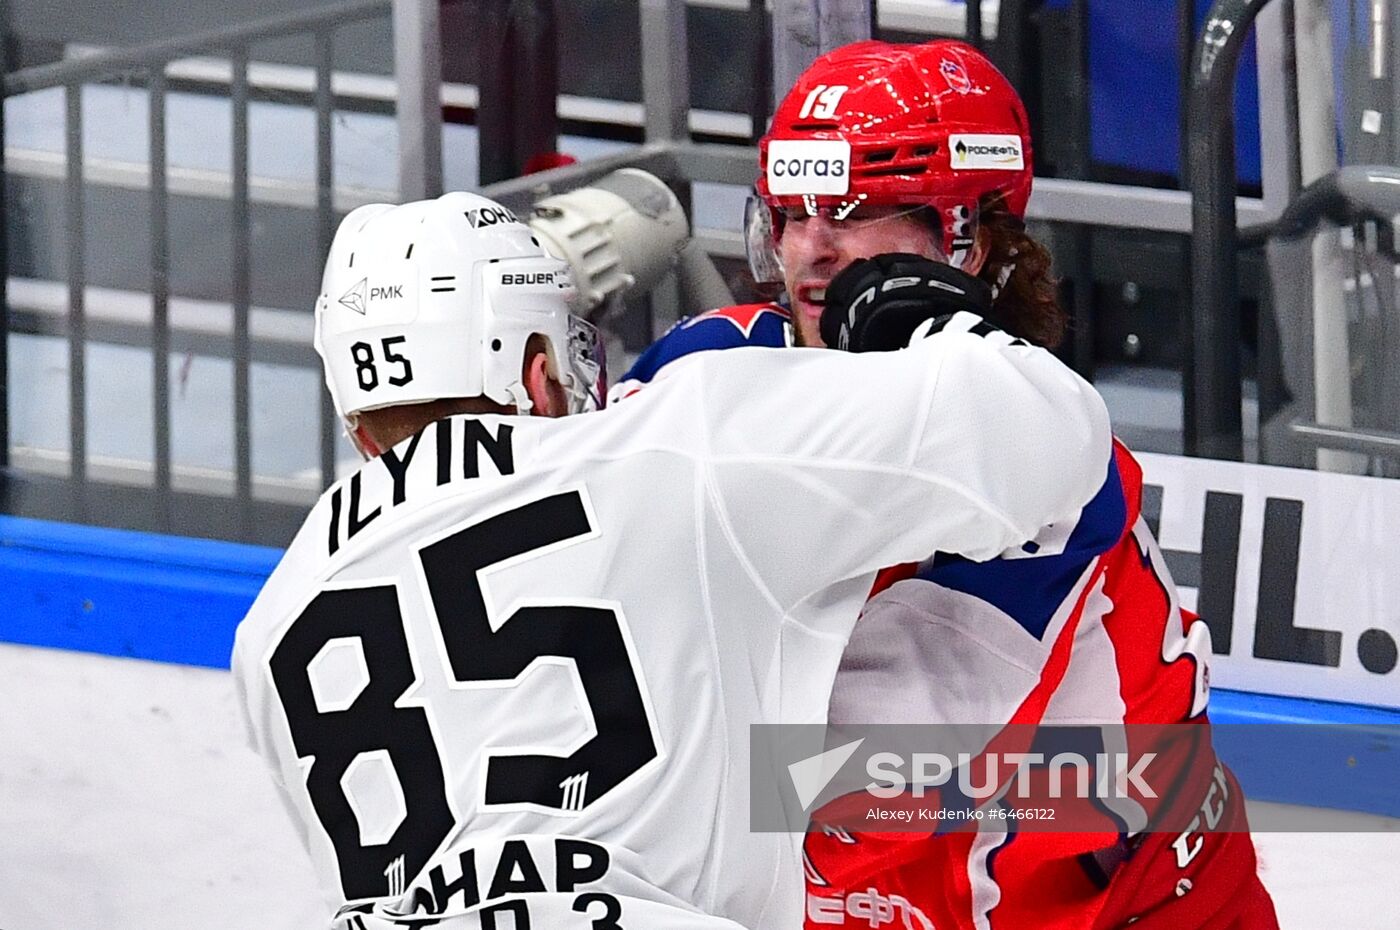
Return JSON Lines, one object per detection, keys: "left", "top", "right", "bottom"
{"left": 677, "top": 331, "right": 1110, "bottom": 621}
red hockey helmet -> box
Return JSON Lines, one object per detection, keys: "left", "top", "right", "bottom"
{"left": 754, "top": 39, "right": 1033, "bottom": 274}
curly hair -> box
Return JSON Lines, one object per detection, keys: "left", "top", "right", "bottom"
{"left": 975, "top": 196, "right": 1069, "bottom": 350}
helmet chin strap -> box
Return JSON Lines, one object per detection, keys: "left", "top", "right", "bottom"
{"left": 509, "top": 375, "right": 597, "bottom": 417}
{"left": 505, "top": 381, "right": 534, "bottom": 415}
{"left": 992, "top": 247, "right": 1019, "bottom": 300}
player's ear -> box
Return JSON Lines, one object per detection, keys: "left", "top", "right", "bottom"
{"left": 523, "top": 337, "right": 569, "bottom": 418}
{"left": 348, "top": 417, "right": 382, "bottom": 459}
{"left": 962, "top": 224, "right": 991, "bottom": 277}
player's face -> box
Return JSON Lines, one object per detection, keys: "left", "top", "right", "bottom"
{"left": 776, "top": 205, "right": 943, "bottom": 347}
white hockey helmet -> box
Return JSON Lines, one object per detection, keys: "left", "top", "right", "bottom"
{"left": 314, "top": 191, "right": 605, "bottom": 433}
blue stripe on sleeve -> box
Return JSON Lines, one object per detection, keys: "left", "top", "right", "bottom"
{"left": 918, "top": 455, "right": 1127, "bottom": 640}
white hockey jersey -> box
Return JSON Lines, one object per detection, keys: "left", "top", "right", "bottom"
{"left": 233, "top": 332, "right": 1111, "bottom": 929}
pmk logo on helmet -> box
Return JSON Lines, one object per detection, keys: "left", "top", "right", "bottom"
{"left": 337, "top": 278, "right": 405, "bottom": 314}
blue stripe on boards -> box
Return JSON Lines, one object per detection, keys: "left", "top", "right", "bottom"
{"left": 0, "top": 516, "right": 280, "bottom": 668}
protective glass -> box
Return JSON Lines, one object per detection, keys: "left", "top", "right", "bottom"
{"left": 745, "top": 194, "right": 957, "bottom": 285}
{"left": 745, "top": 194, "right": 786, "bottom": 284}
{"left": 773, "top": 200, "right": 934, "bottom": 232}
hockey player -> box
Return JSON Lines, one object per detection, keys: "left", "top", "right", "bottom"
{"left": 232, "top": 190, "right": 1111, "bottom": 929}
{"left": 615, "top": 40, "right": 1279, "bottom": 930}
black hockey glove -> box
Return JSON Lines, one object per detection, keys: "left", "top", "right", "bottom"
{"left": 819, "top": 252, "right": 994, "bottom": 352}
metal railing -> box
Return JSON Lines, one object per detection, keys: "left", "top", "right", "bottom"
{"left": 1186, "top": 0, "right": 1273, "bottom": 460}
{"left": 1187, "top": 0, "right": 1400, "bottom": 465}
{"left": 1, "top": 0, "right": 390, "bottom": 541}
{"left": 1266, "top": 164, "right": 1400, "bottom": 467}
